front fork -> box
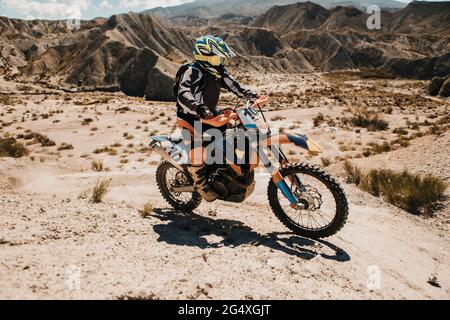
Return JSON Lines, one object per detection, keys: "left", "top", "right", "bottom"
{"left": 259, "top": 144, "right": 302, "bottom": 205}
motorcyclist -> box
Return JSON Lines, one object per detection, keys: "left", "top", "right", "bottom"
{"left": 176, "top": 35, "right": 258, "bottom": 201}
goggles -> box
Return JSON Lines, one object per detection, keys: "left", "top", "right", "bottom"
{"left": 194, "top": 54, "right": 225, "bottom": 67}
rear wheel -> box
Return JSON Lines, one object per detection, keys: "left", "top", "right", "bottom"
{"left": 268, "top": 163, "right": 348, "bottom": 239}
{"left": 156, "top": 161, "right": 202, "bottom": 211}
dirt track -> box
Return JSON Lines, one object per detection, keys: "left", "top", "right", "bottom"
{"left": 1, "top": 161, "right": 449, "bottom": 300}
{"left": 1, "top": 76, "right": 449, "bottom": 299}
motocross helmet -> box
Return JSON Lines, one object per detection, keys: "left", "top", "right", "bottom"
{"left": 193, "top": 35, "right": 236, "bottom": 78}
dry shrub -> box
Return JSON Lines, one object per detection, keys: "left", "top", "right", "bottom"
{"left": 0, "top": 94, "right": 12, "bottom": 105}
{"left": 90, "top": 178, "right": 112, "bottom": 203}
{"left": 313, "top": 113, "right": 325, "bottom": 127}
{"left": 363, "top": 141, "right": 391, "bottom": 157}
{"left": 57, "top": 143, "right": 74, "bottom": 151}
{"left": 139, "top": 202, "right": 154, "bottom": 218}
{"left": 94, "top": 146, "right": 116, "bottom": 155}
{"left": 19, "top": 131, "right": 56, "bottom": 147}
{"left": 0, "top": 137, "right": 29, "bottom": 158}
{"left": 344, "top": 161, "right": 447, "bottom": 216}
{"left": 116, "top": 292, "right": 158, "bottom": 300}
{"left": 321, "top": 157, "right": 332, "bottom": 167}
{"left": 81, "top": 118, "right": 94, "bottom": 125}
{"left": 91, "top": 159, "right": 104, "bottom": 172}
{"left": 351, "top": 108, "right": 389, "bottom": 131}
{"left": 359, "top": 67, "right": 396, "bottom": 79}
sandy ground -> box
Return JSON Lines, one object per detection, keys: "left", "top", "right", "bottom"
{"left": 0, "top": 74, "right": 449, "bottom": 299}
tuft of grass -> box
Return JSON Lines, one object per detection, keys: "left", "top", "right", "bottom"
{"left": 343, "top": 160, "right": 363, "bottom": 185}
{"left": 93, "top": 146, "right": 117, "bottom": 155}
{"left": 20, "top": 131, "right": 56, "bottom": 147}
{"left": 116, "top": 292, "right": 158, "bottom": 300}
{"left": 351, "top": 108, "right": 389, "bottom": 131}
{"left": 81, "top": 118, "right": 94, "bottom": 125}
{"left": 0, "top": 137, "right": 29, "bottom": 158}
{"left": 139, "top": 202, "right": 155, "bottom": 218}
{"left": 57, "top": 143, "right": 74, "bottom": 151}
{"left": 344, "top": 161, "right": 447, "bottom": 216}
{"left": 90, "top": 178, "right": 112, "bottom": 203}
{"left": 363, "top": 141, "right": 391, "bottom": 157}
{"left": 313, "top": 113, "right": 325, "bottom": 127}
{"left": 427, "top": 273, "right": 441, "bottom": 288}
{"left": 0, "top": 94, "right": 13, "bottom": 105}
{"left": 321, "top": 157, "right": 332, "bottom": 167}
{"left": 91, "top": 159, "right": 104, "bottom": 172}
{"left": 115, "top": 107, "right": 131, "bottom": 113}
{"left": 393, "top": 128, "right": 408, "bottom": 135}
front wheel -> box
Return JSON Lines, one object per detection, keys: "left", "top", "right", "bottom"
{"left": 156, "top": 161, "right": 202, "bottom": 211}
{"left": 268, "top": 163, "right": 348, "bottom": 239}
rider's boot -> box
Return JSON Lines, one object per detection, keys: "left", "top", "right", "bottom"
{"left": 187, "top": 165, "right": 217, "bottom": 202}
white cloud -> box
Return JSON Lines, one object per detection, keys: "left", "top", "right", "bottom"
{"left": 1, "top": 0, "right": 90, "bottom": 20}
{"left": 0, "top": 0, "right": 195, "bottom": 20}
{"left": 99, "top": 0, "right": 112, "bottom": 10}
{"left": 118, "top": 0, "right": 187, "bottom": 9}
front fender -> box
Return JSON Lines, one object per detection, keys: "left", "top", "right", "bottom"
{"left": 267, "top": 133, "right": 323, "bottom": 154}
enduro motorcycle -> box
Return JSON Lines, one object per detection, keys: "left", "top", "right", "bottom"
{"left": 149, "top": 97, "right": 348, "bottom": 239}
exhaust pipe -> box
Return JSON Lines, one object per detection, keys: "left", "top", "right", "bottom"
{"left": 150, "top": 141, "right": 185, "bottom": 172}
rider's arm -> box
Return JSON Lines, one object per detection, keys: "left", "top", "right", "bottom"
{"left": 221, "top": 68, "right": 257, "bottom": 99}
{"left": 177, "top": 67, "right": 209, "bottom": 116}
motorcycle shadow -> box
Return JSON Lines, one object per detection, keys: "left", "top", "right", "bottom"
{"left": 151, "top": 208, "right": 350, "bottom": 262}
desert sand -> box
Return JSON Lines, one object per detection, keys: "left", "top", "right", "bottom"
{"left": 1, "top": 72, "right": 449, "bottom": 299}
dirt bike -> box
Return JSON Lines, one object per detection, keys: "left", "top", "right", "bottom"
{"left": 149, "top": 97, "right": 348, "bottom": 239}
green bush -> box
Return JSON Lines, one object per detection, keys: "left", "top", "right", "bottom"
{"left": 351, "top": 115, "right": 389, "bottom": 131}
{"left": 344, "top": 162, "right": 447, "bottom": 216}
{"left": 350, "top": 107, "right": 389, "bottom": 131}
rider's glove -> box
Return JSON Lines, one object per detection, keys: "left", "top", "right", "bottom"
{"left": 197, "top": 105, "right": 214, "bottom": 120}
{"left": 246, "top": 91, "right": 259, "bottom": 100}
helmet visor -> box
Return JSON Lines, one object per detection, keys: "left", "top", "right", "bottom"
{"left": 195, "top": 54, "right": 225, "bottom": 66}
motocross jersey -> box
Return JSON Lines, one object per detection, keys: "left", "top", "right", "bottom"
{"left": 176, "top": 63, "right": 255, "bottom": 121}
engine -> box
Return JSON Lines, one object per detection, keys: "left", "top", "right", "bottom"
{"left": 208, "top": 166, "right": 255, "bottom": 203}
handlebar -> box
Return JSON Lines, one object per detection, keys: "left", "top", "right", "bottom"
{"left": 251, "top": 95, "right": 269, "bottom": 109}
{"left": 201, "top": 96, "right": 270, "bottom": 127}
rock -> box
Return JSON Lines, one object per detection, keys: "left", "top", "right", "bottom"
{"left": 145, "top": 66, "right": 176, "bottom": 101}
{"left": 119, "top": 48, "right": 158, "bottom": 97}
{"left": 439, "top": 77, "right": 450, "bottom": 98}
{"left": 428, "top": 77, "right": 445, "bottom": 96}
{"left": 382, "top": 52, "right": 450, "bottom": 80}
{"left": 118, "top": 47, "right": 177, "bottom": 101}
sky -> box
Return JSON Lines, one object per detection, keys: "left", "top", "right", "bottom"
{"left": 0, "top": 0, "right": 447, "bottom": 20}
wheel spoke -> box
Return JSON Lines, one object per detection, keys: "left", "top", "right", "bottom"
{"left": 276, "top": 170, "right": 338, "bottom": 232}
{"left": 164, "top": 167, "right": 195, "bottom": 205}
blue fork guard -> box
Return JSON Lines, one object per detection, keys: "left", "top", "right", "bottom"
{"left": 276, "top": 180, "right": 298, "bottom": 205}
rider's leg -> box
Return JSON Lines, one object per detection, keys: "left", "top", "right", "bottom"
{"left": 187, "top": 120, "right": 218, "bottom": 202}
{"left": 188, "top": 147, "right": 217, "bottom": 202}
